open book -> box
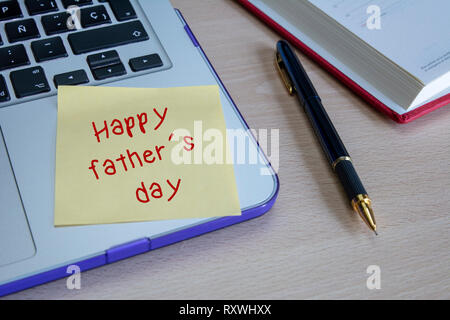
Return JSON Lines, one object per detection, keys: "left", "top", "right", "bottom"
{"left": 239, "top": 0, "right": 450, "bottom": 122}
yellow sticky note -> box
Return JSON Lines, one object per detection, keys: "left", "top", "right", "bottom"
{"left": 54, "top": 85, "right": 241, "bottom": 226}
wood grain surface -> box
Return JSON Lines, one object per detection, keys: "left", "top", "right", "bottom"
{"left": 5, "top": 0, "right": 449, "bottom": 299}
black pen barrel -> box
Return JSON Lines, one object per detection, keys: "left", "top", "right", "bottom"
{"left": 301, "top": 94, "right": 368, "bottom": 203}
{"left": 292, "top": 59, "right": 369, "bottom": 201}
{"left": 303, "top": 97, "right": 367, "bottom": 201}
{"left": 334, "top": 159, "right": 367, "bottom": 201}
{"left": 302, "top": 97, "right": 350, "bottom": 165}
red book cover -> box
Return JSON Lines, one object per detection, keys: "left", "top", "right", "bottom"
{"left": 237, "top": 0, "right": 450, "bottom": 123}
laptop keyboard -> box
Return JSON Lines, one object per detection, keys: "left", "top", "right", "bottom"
{"left": 0, "top": 0, "right": 171, "bottom": 107}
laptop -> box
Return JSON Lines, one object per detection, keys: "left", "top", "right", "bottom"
{"left": 0, "top": 0, "right": 278, "bottom": 296}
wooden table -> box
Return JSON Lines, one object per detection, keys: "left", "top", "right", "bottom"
{"left": 7, "top": 0, "right": 449, "bottom": 299}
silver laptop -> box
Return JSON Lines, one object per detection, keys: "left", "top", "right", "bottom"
{"left": 0, "top": 0, "right": 278, "bottom": 296}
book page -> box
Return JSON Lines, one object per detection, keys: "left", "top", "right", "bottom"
{"left": 309, "top": 0, "right": 450, "bottom": 84}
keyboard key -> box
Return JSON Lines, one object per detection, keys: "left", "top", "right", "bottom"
{"left": 25, "top": 0, "right": 58, "bottom": 15}
{"left": 61, "top": 0, "right": 92, "bottom": 9}
{"left": 68, "top": 20, "right": 149, "bottom": 54}
{"left": 0, "top": 45, "right": 30, "bottom": 71}
{"left": 5, "top": 19, "right": 40, "bottom": 43}
{"left": 54, "top": 69, "right": 89, "bottom": 87}
{"left": 129, "top": 54, "right": 163, "bottom": 72}
{"left": 10, "top": 66, "right": 50, "bottom": 98}
{"left": 41, "top": 12, "right": 72, "bottom": 35}
{"left": 87, "top": 50, "right": 120, "bottom": 69}
{"left": 0, "top": 1, "right": 23, "bottom": 21}
{"left": 107, "top": 0, "right": 136, "bottom": 21}
{"left": 92, "top": 62, "right": 126, "bottom": 80}
{"left": 80, "top": 5, "right": 110, "bottom": 28}
{"left": 31, "top": 37, "right": 67, "bottom": 62}
{"left": 0, "top": 76, "right": 11, "bottom": 103}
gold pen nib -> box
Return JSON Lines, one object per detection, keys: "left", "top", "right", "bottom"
{"left": 351, "top": 194, "right": 377, "bottom": 234}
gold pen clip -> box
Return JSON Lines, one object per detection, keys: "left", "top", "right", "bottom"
{"left": 275, "top": 52, "right": 295, "bottom": 96}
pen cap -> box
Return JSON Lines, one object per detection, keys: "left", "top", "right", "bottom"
{"left": 276, "top": 40, "right": 350, "bottom": 164}
{"left": 303, "top": 96, "right": 350, "bottom": 164}
{"left": 276, "top": 40, "right": 319, "bottom": 105}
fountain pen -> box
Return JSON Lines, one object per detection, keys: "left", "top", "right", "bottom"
{"left": 275, "top": 40, "right": 377, "bottom": 234}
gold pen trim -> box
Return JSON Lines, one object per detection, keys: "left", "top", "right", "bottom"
{"left": 331, "top": 156, "right": 352, "bottom": 171}
{"left": 275, "top": 52, "right": 295, "bottom": 95}
{"left": 351, "top": 194, "right": 377, "bottom": 233}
